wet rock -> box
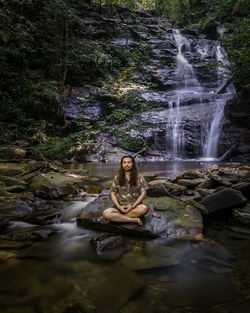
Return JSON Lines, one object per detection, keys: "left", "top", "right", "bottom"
{"left": 120, "top": 239, "right": 193, "bottom": 270}
{"left": 5, "top": 185, "right": 27, "bottom": 192}
{"left": 6, "top": 226, "right": 58, "bottom": 241}
{"left": 90, "top": 233, "right": 125, "bottom": 260}
{"left": 218, "top": 169, "right": 242, "bottom": 184}
{"left": 86, "top": 264, "right": 144, "bottom": 313}
{"left": 29, "top": 173, "right": 81, "bottom": 198}
{"left": 0, "top": 239, "right": 31, "bottom": 249}
{"left": 0, "top": 188, "right": 11, "bottom": 197}
{"left": 0, "top": 175, "right": 27, "bottom": 187}
{"left": 0, "top": 250, "right": 17, "bottom": 262}
{"left": 233, "top": 203, "right": 250, "bottom": 225}
{"left": 207, "top": 164, "right": 219, "bottom": 172}
{"left": 200, "top": 188, "right": 247, "bottom": 214}
{"left": 29, "top": 174, "right": 55, "bottom": 193}
{"left": 176, "top": 178, "right": 204, "bottom": 188}
{"left": 86, "top": 185, "right": 103, "bottom": 194}
{"left": 51, "top": 185, "right": 79, "bottom": 198}
{"left": 232, "top": 182, "right": 250, "bottom": 199}
{"left": 150, "top": 180, "right": 187, "bottom": 196}
{"left": 175, "top": 170, "right": 203, "bottom": 180}
{"left": 77, "top": 195, "right": 203, "bottom": 239}
{"left": 209, "top": 173, "right": 232, "bottom": 187}
{"left": 185, "top": 199, "right": 208, "bottom": 215}
{"left": 0, "top": 201, "right": 32, "bottom": 220}
{"left": 0, "top": 163, "right": 25, "bottom": 176}
{"left": 143, "top": 196, "right": 185, "bottom": 211}
{"left": 198, "top": 178, "right": 217, "bottom": 189}
{"left": 24, "top": 210, "right": 62, "bottom": 225}
{"left": 196, "top": 187, "right": 215, "bottom": 197}
{"left": 2, "top": 147, "right": 27, "bottom": 159}
{"left": 147, "top": 185, "right": 171, "bottom": 197}
{"left": 163, "top": 181, "right": 187, "bottom": 192}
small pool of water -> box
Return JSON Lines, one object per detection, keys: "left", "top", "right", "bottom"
{"left": 65, "top": 160, "right": 240, "bottom": 178}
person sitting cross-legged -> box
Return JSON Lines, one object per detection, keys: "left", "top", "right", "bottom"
{"left": 102, "top": 155, "right": 160, "bottom": 226}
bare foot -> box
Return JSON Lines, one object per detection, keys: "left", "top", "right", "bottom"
{"left": 150, "top": 211, "right": 161, "bottom": 218}
{"left": 137, "top": 218, "right": 143, "bottom": 226}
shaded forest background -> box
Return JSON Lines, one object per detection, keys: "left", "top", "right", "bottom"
{"left": 0, "top": 0, "right": 249, "bottom": 159}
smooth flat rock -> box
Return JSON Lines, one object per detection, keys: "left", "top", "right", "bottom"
{"left": 77, "top": 195, "right": 203, "bottom": 239}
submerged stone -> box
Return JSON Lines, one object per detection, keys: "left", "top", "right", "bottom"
{"left": 90, "top": 233, "right": 126, "bottom": 261}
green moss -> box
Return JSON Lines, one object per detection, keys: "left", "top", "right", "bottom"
{"left": 118, "top": 134, "right": 148, "bottom": 152}
{"left": 106, "top": 110, "right": 131, "bottom": 123}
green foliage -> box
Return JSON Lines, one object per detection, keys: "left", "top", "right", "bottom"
{"left": 31, "top": 137, "right": 74, "bottom": 160}
{"left": 107, "top": 110, "right": 131, "bottom": 123}
{"left": 223, "top": 18, "right": 250, "bottom": 93}
{"left": 121, "top": 91, "right": 148, "bottom": 111}
{"left": 118, "top": 133, "right": 148, "bottom": 151}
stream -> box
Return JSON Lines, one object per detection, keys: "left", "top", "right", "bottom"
{"left": 0, "top": 161, "right": 249, "bottom": 313}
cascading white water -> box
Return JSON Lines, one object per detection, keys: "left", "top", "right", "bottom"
{"left": 202, "top": 43, "right": 236, "bottom": 159}
{"left": 166, "top": 30, "right": 235, "bottom": 160}
{"left": 166, "top": 30, "right": 203, "bottom": 158}
{"left": 174, "top": 30, "right": 202, "bottom": 91}
{"left": 203, "top": 100, "right": 225, "bottom": 158}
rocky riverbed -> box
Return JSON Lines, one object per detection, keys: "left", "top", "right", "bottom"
{"left": 1, "top": 159, "right": 250, "bottom": 261}
{"left": 1, "top": 159, "right": 250, "bottom": 313}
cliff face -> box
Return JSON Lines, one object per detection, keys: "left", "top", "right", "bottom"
{"left": 65, "top": 6, "right": 249, "bottom": 162}
{"left": 220, "top": 97, "right": 250, "bottom": 162}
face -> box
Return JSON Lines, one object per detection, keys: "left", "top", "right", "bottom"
{"left": 122, "top": 157, "right": 133, "bottom": 172}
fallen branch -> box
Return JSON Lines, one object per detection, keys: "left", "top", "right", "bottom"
{"left": 133, "top": 147, "right": 147, "bottom": 158}
{"left": 217, "top": 76, "right": 234, "bottom": 94}
{"left": 218, "top": 144, "right": 238, "bottom": 161}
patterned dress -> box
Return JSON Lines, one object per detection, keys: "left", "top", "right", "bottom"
{"left": 110, "top": 174, "right": 148, "bottom": 206}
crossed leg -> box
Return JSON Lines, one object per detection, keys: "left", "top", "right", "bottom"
{"left": 102, "top": 204, "right": 149, "bottom": 226}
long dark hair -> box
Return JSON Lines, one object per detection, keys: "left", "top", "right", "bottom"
{"left": 118, "top": 155, "right": 138, "bottom": 186}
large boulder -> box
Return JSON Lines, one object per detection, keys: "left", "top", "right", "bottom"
{"left": 77, "top": 194, "right": 203, "bottom": 240}
{"left": 29, "top": 173, "right": 81, "bottom": 198}
{"left": 200, "top": 188, "right": 247, "bottom": 214}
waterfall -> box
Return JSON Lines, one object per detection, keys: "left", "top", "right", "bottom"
{"left": 203, "top": 100, "right": 225, "bottom": 159}
{"left": 164, "top": 30, "right": 235, "bottom": 160}
{"left": 202, "top": 43, "right": 236, "bottom": 159}
{"left": 166, "top": 30, "right": 202, "bottom": 158}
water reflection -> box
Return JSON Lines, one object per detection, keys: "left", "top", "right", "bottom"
{"left": 65, "top": 160, "right": 236, "bottom": 178}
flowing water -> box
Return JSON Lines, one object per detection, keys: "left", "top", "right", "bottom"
{"left": 164, "top": 30, "right": 236, "bottom": 160}
{"left": 0, "top": 162, "right": 249, "bottom": 313}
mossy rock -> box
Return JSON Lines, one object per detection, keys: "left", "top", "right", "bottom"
{"left": 77, "top": 195, "right": 203, "bottom": 239}
{"left": 200, "top": 188, "right": 247, "bottom": 214}
{"left": 0, "top": 164, "right": 25, "bottom": 177}
{"left": 29, "top": 174, "right": 55, "bottom": 192}
{"left": 0, "top": 175, "right": 27, "bottom": 187}
{"left": 143, "top": 196, "right": 185, "bottom": 211}
{"left": 176, "top": 178, "right": 204, "bottom": 188}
